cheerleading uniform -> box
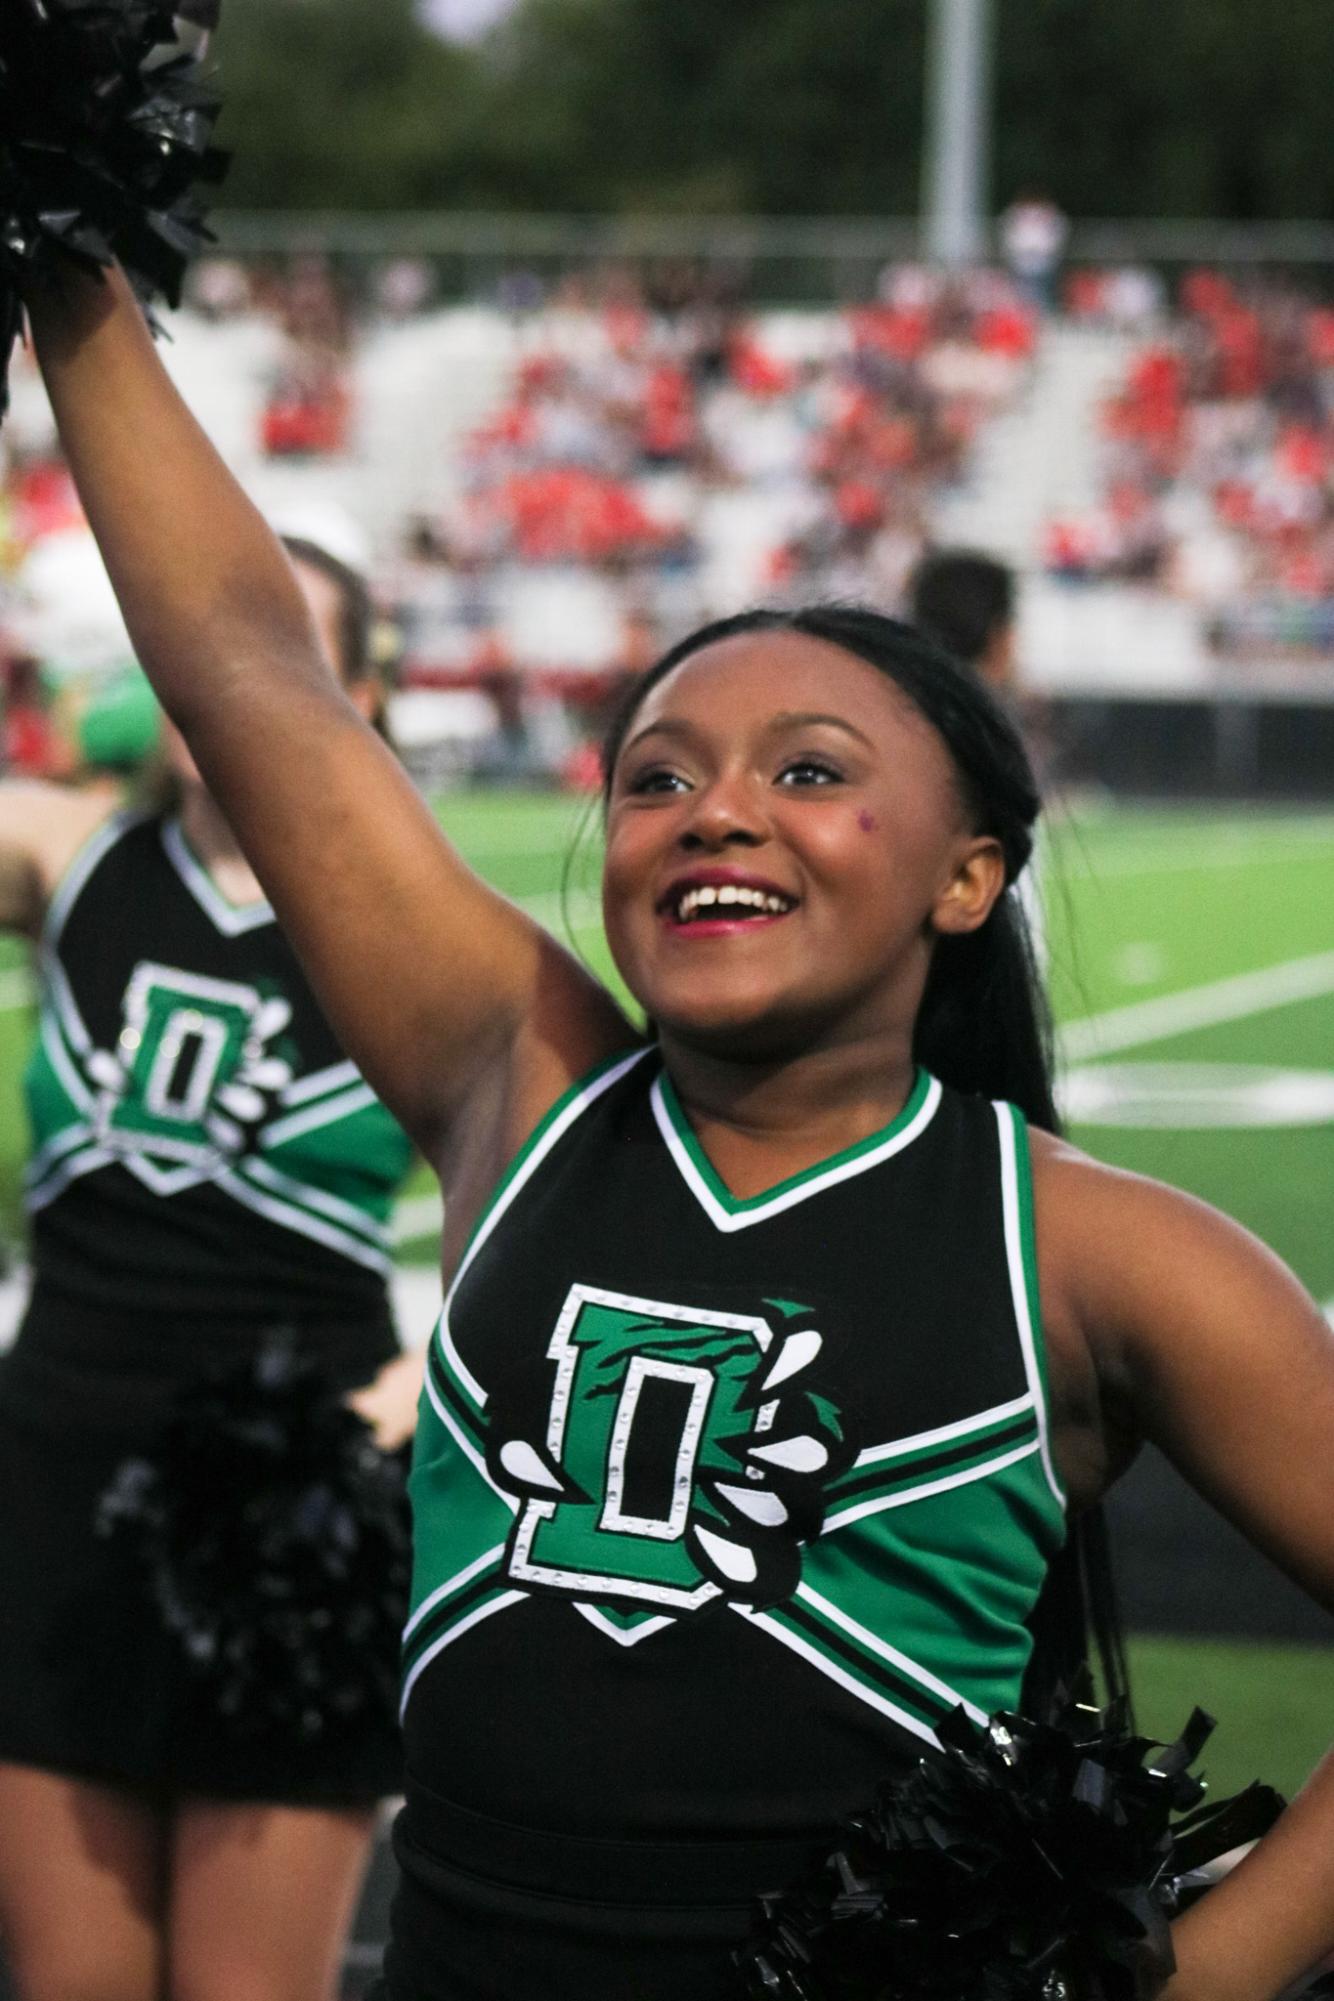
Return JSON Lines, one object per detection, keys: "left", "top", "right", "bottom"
{"left": 386, "top": 1048, "right": 1066, "bottom": 1999}
{"left": 0, "top": 810, "right": 414, "bottom": 1802}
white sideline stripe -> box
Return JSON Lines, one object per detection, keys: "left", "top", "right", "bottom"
{"left": 1059, "top": 952, "right": 1334, "bottom": 1064}
{"left": 1051, "top": 829, "right": 1334, "bottom": 880}
{"left": 0, "top": 968, "right": 33, "bottom": 1011}
{"left": 392, "top": 1192, "right": 444, "bottom": 1243}
{"left": 515, "top": 886, "right": 601, "bottom": 930}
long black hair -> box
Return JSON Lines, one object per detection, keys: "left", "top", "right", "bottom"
{"left": 600, "top": 602, "right": 1129, "bottom": 1713}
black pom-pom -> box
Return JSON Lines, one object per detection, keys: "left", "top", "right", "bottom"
{"left": 97, "top": 1342, "right": 410, "bottom": 1746}
{"left": 737, "top": 1699, "right": 1285, "bottom": 2001}
{"left": 0, "top": 0, "right": 227, "bottom": 414}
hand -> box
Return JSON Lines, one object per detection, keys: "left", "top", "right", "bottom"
{"left": 347, "top": 1349, "right": 427, "bottom": 1452}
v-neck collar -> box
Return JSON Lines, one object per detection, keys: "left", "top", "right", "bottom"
{"left": 162, "top": 816, "right": 274, "bottom": 936}
{"left": 650, "top": 1063, "right": 942, "bottom": 1234}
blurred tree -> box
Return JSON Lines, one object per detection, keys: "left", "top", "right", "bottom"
{"left": 456, "top": 0, "right": 927, "bottom": 213}
{"left": 996, "top": 0, "right": 1334, "bottom": 219}
{"left": 215, "top": 0, "right": 480, "bottom": 208}
{"left": 211, "top": 0, "right": 1334, "bottom": 220}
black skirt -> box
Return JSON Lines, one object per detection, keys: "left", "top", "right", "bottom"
{"left": 381, "top": 1779, "right": 822, "bottom": 2001}
{"left": 0, "top": 1280, "right": 404, "bottom": 1806}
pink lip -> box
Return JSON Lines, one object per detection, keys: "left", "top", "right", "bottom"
{"left": 656, "top": 867, "right": 799, "bottom": 935}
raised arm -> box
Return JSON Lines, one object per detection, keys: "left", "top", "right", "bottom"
{"left": 1035, "top": 1136, "right": 1334, "bottom": 2001}
{"left": 26, "top": 268, "right": 630, "bottom": 1157}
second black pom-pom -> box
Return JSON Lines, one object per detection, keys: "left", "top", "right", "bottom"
{"left": 736, "top": 1699, "right": 1285, "bottom": 2001}
{"left": 97, "top": 1341, "right": 410, "bottom": 1746}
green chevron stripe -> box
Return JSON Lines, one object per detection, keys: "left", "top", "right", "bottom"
{"left": 826, "top": 1404, "right": 1038, "bottom": 1514}
{"left": 745, "top": 1591, "right": 958, "bottom": 1738}
{"left": 427, "top": 1337, "right": 486, "bottom": 1449}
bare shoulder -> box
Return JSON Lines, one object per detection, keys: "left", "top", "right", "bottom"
{"left": 1027, "top": 1127, "right": 1334, "bottom": 1553}
{"left": 1026, "top": 1125, "right": 1319, "bottom": 1356}
{"left": 0, "top": 779, "right": 121, "bottom": 934}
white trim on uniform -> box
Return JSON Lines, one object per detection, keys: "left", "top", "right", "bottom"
{"left": 239, "top": 1154, "right": 388, "bottom": 1247}
{"left": 404, "top": 1544, "right": 509, "bottom": 1642}
{"left": 431, "top": 1048, "right": 652, "bottom": 1388}
{"left": 44, "top": 812, "right": 146, "bottom": 952}
{"left": 573, "top": 1605, "right": 678, "bottom": 1648}
{"left": 161, "top": 817, "right": 274, "bottom": 936}
{"left": 24, "top": 1141, "right": 115, "bottom": 1213}
{"left": 422, "top": 1364, "right": 511, "bottom": 1497}
{"left": 821, "top": 1439, "right": 1042, "bottom": 1535}
{"left": 24, "top": 1119, "right": 95, "bottom": 1188}
{"left": 279, "top": 1058, "right": 362, "bottom": 1108}
{"left": 994, "top": 1101, "right": 1065, "bottom": 1509}
{"left": 400, "top": 1591, "right": 529, "bottom": 1715}
{"left": 259, "top": 1083, "right": 379, "bottom": 1151}
{"left": 216, "top": 1167, "right": 390, "bottom": 1273}
{"left": 796, "top": 1581, "right": 988, "bottom": 1721}
{"left": 650, "top": 1070, "right": 944, "bottom": 1234}
{"left": 848, "top": 1390, "right": 1034, "bottom": 1469}
{"left": 732, "top": 1606, "right": 943, "bottom": 1749}
{"left": 35, "top": 1008, "right": 95, "bottom": 1116}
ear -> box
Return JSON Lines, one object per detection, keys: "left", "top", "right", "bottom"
{"left": 930, "top": 835, "right": 1007, "bottom": 937}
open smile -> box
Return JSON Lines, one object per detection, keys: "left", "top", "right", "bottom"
{"left": 657, "top": 873, "right": 798, "bottom": 935}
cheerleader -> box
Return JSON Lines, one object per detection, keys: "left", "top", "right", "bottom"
{"left": 23, "top": 263, "right": 1334, "bottom": 2001}
{"left": 0, "top": 527, "right": 416, "bottom": 2001}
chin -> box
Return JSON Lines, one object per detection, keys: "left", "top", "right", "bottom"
{"left": 649, "top": 988, "right": 826, "bottom": 1065}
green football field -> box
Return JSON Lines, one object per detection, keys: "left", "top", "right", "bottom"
{"left": 0, "top": 796, "right": 1328, "bottom": 1795}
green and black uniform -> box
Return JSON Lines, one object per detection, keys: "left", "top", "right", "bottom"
{"left": 388, "top": 1046, "right": 1065, "bottom": 1999}
{"left": 0, "top": 809, "right": 413, "bottom": 1800}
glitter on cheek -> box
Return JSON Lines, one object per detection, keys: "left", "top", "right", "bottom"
{"left": 857, "top": 810, "right": 879, "bottom": 834}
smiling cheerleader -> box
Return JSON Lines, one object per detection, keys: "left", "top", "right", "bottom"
{"left": 18, "top": 225, "right": 1334, "bottom": 2001}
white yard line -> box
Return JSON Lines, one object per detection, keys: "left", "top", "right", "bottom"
{"left": 1052, "top": 838, "right": 1334, "bottom": 882}
{"left": 0, "top": 968, "right": 33, "bottom": 1012}
{"left": 391, "top": 1192, "right": 445, "bottom": 1243}
{"left": 512, "top": 886, "right": 602, "bottom": 930}
{"left": 1058, "top": 951, "right": 1334, "bottom": 1063}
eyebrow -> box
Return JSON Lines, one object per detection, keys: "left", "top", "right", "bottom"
{"left": 622, "top": 710, "right": 876, "bottom": 755}
{"left": 767, "top": 710, "right": 877, "bottom": 749}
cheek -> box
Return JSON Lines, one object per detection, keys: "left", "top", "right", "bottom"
{"left": 600, "top": 817, "right": 657, "bottom": 934}
{"left": 797, "top": 803, "right": 939, "bottom": 920}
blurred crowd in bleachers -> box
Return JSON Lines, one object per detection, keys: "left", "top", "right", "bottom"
{"left": 388, "top": 261, "right": 1036, "bottom": 734}
{"left": 3, "top": 250, "right": 1334, "bottom": 785}
{"left": 1045, "top": 270, "right": 1334, "bottom": 662}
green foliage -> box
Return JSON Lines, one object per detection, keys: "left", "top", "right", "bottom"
{"left": 996, "top": 0, "right": 1334, "bottom": 218}
{"left": 209, "top": 0, "right": 1334, "bottom": 218}
{"left": 215, "top": 0, "right": 478, "bottom": 208}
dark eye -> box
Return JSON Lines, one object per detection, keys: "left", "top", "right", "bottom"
{"left": 625, "top": 765, "right": 689, "bottom": 797}
{"left": 777, "top": 756, "right": 843, "bottom": 788}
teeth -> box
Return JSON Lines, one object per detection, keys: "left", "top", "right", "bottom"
{"left": 675, "top": 884, "right": 792, "bottom": 921}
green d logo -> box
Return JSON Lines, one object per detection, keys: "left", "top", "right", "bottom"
{"left": 89, "top": 961, "right": 293, "bottom": 1172}
{"left": 487, "top": 1284, "right": 850, "bottom": 1618}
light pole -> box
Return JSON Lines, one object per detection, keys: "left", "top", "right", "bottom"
{"left": 923, "top": 0, "right": 993, "bottom": 266}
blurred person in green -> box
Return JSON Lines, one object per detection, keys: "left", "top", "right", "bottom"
{"left": 0, "top": 522, "right": 419, "bottom": 2001}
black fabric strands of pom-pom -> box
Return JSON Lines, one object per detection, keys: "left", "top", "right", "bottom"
{"left": 97, "top": 1341, "right": 410, "bottom": 1747}
{"left": 0, "top": 0, "right": 227, "bottom": 415}
{"left": 736, "top": 1698, "right": 1286, "bottom": 2001}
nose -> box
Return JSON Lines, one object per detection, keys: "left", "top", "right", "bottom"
{"left": 677, "top": 769, "right": 768, "bottom": 852}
